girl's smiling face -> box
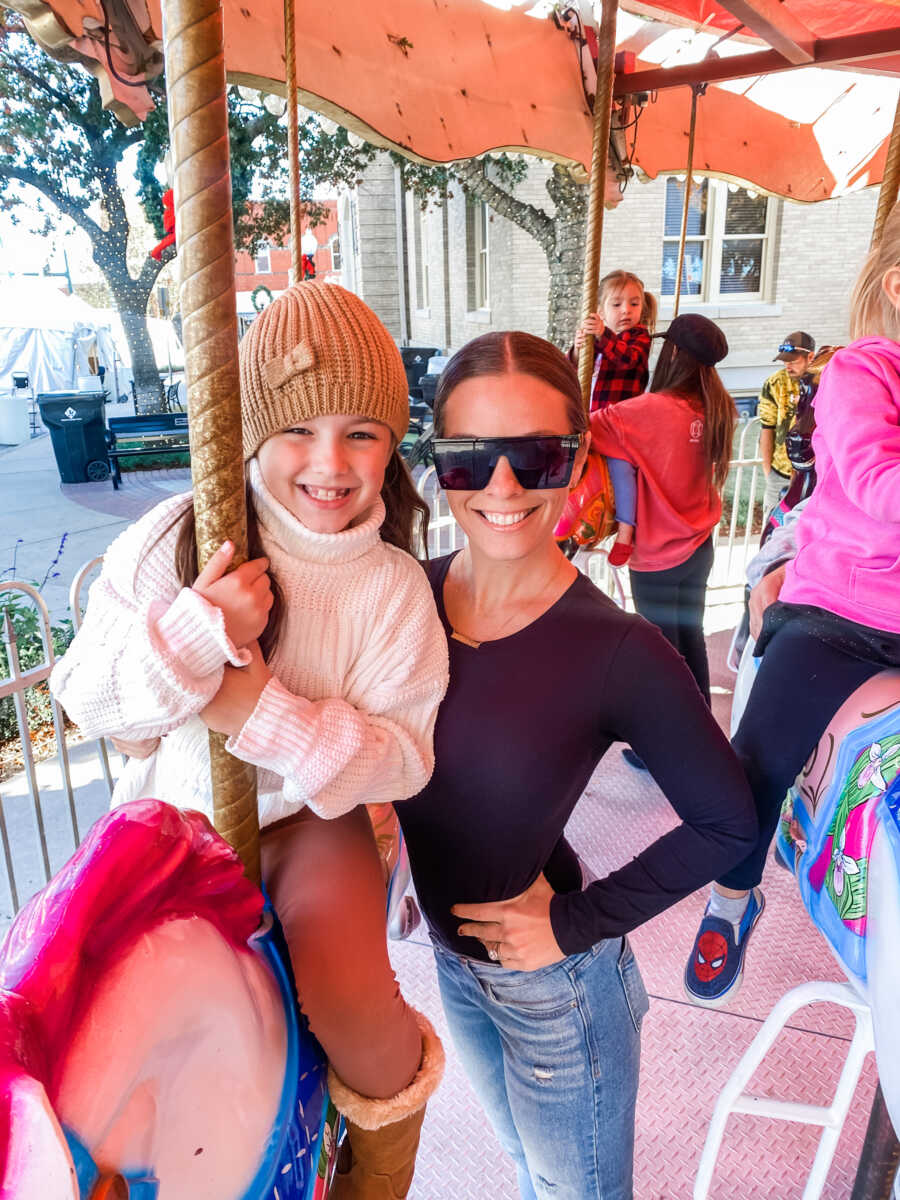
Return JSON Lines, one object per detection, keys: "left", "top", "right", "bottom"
{"left": 256, "top": 414, "right": 393, "bottom": 534}
{"left": 602, "top": 282, "right": 644, "bottom": 333}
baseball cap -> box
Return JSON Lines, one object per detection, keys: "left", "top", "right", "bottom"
{"left": 774, "top": 331, "right": 815, "bottom": 361}
{"left": 653, "top": 313, "right": 728, "bottom": 367}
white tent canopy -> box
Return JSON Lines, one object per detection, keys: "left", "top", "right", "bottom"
{"left": 0, "top": 278, "right": 183, "bottom": 399}
{"left": 0, "top": 278, "right": 117, "bottom": 395}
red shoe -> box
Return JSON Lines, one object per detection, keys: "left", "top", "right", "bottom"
{"left": 607, "top": 542, "right": 633, "bottom": 567}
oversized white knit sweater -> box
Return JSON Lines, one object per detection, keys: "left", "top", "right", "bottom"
{"left": 51, "top": 459, "right": 449, "bottom": 828}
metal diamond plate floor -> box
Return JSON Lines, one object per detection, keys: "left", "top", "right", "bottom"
{"left": 394, "top": 630, "right": 882, "bottom": 1199}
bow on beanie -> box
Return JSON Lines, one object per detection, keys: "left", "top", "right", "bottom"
{"left": 239, "top": 282, "right": 410, "bottom": 459}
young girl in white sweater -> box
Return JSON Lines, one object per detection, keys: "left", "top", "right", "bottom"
{"left": 51, "top": 282, "right": 448, "bottom": 1199}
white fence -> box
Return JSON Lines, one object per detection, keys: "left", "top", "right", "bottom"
{"left": 0, "top": 559, "right": 111, "bottom": 922}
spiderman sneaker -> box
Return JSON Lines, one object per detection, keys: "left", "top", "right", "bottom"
{"left": 683, "top": 888, "right": 765, "bottom": 1008}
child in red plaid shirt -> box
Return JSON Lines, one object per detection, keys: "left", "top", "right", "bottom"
{"left": 570, "top": 271, "right": 657, "bottom": 565}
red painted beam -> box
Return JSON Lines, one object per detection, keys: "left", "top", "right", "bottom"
{"left": 614, "top": 27, "right": 900, "bottom": 95}
{"left": 716, "top": 0, "right": 815, "bottom": 65}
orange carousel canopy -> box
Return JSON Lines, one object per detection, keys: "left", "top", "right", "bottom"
{"left": 8, "top": 0, "right": 900, "bottom": 202}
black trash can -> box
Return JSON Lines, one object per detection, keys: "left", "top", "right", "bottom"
{"left": 37, "top": 391, "right": 110, "bottom": 483}
{"left": 400, "top": 346, "right": 441, "bottom": 400}
{"left": 419, "top": 373, "right": 441, "bottom": 408}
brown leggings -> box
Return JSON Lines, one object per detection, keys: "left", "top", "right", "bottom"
{"left": 261, "top": 806, "right": 421, "bottom": 1100}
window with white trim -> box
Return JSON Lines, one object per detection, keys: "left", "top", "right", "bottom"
{"left": 329, "top": 234, "right": 342, "bottom": 272}
{"left": 661, "top": 179, "right": 776, "bottom": 303}
{"left": 466, "top": 199, "right": 490, "bottom": 311}
{"left": 254, "top": 242, "right": 272, "bottom": 274}
{"left": 413, "top": 206, "right": 430, "bottom": 310}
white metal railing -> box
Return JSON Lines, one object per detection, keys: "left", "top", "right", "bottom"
{"left": 418, "top": 466, "right": 467, "bottom": 558}
{"left": 0, "top": 582, "right": 78, "bottom": 912}
{"left": 0, "top": 560, "right": 113, "bottom": 918}
{"left": 709, "top": 418, "right": 764, "bottom": 598}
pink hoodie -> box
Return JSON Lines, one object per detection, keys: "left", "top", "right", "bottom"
{"left": 780, "top": 336, "right": 900, "bottom": 633}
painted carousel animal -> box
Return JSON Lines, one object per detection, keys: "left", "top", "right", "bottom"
{"left": 0, "top": 797, "right": 415, "bottom": 1199}
{"left": 696, "top": 650, "right": 900, "bottom": 1197}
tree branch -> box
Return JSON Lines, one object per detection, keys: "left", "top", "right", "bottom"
{"left": 449, "top": 160, "right": 554, "bottom": 254}
{"left": 137, "top": 248, "right": 171, "bottom": 293}
{"left": 0, "top": 54, "right": 88, "bottom": 128}
{"left": 0, "top": 164, "right": 103, "bottom": 242}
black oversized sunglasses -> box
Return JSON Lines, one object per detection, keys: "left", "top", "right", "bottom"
{"left": 431, "top": 435, "right": 582, "bottom": 491}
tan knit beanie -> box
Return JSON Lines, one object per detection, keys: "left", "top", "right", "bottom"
{"left": 239, "top": 282, "right": 410, "bottom": 459}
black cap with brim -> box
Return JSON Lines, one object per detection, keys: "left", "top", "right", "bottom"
{"left": 653, "top": 313, "right": 728, "bottom": 367}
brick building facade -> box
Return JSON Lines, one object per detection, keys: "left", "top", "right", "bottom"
{"left": 234, "top": 201, "right": 341, "bottom": 322}
{"left": 339, "top": 156, "right": 878, "bottom": 394}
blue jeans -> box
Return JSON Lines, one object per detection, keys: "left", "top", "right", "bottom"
{"left": 432, "top": 936, "right": 648, "bottom": 1199}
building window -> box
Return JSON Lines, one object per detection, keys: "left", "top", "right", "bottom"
{"left": 254, "top": 242, "right": 272, "bottom": 274}
{"left": 329, "top": 235, "right": 342, "bottom": 272}
{"left": 661, "top": 179, "right": 775, "bottom": 303}
{"left": 413, "top": 207, "right": 430, "bottom": 310}
{"left": 466, "top": 199, "right": 490, "bottom": 311}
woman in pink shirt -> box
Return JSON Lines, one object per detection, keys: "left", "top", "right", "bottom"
{"left": 684, "top": 203, "right": 900, "bottom": 1010}
{"left": 590, "top": 313, "right": 735, "bottom": 710}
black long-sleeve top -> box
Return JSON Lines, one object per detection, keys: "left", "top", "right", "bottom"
{"left": 395, "top": 554, "right": 757, "bottom": 961}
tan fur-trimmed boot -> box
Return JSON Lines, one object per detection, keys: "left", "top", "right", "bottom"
{"left": 327, "top": 1011, "right": 445, "bottom": 1199}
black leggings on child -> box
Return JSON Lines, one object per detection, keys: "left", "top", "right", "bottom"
{"left": 629, "top": 536, "right": 714, "bottom": 704}
{"left": 720, "top": 603, "right": 900, "bottom": 892}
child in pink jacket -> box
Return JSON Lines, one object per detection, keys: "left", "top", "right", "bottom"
{"left": 683, "top": 203, "right": 900, "bottom": 1010}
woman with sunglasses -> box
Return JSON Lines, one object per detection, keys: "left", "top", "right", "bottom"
{"left": 395, "top": 332, "right": 756, "bottom": 1199}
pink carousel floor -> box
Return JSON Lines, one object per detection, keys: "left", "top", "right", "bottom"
{"left": 394, "top": 629, "right": 878, "bottom": 1199}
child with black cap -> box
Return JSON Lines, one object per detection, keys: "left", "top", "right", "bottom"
{"left": 589, "top": 314, "right": 736, "bottom": 766}
{"left": 758, "top": 330, "right": 816, "bottom": 517}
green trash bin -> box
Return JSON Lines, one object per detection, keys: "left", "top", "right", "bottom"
{"left": 37, "top": 391, "right": 111, "bottom": 483}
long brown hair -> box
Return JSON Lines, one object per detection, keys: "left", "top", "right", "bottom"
{"left": 155, "top": 447, "right": 428, "bottom": 662}
{"left": 650, "top": 340, "right": 735, "bottom": 490}
{"left": 434, "top": 331, "right": 588, "bottom": 436}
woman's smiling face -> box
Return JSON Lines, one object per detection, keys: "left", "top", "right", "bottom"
{"left": 439, "top": 372, "right": 588, "bottom": 562}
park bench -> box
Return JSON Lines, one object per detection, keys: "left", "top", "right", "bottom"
{"left": 106, "top": 413, "right": 190, "bottom": 489}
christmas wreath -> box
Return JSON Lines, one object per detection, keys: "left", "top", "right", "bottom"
{"left": 251, "top": 284, "right": 274, "bottom": 312}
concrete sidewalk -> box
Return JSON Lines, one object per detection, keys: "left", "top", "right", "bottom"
{"left": 0, "top": 427, "right": 190, "bottom": 623}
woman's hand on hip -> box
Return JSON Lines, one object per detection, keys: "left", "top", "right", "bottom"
{"left": 452, "top": 874, "right": 564, "bottom": 971}
{"left": 192, "top": 540, "right": 274, "bottom": 649}
{"left": 200, "top": 641, "right": 272, "bottom": 738}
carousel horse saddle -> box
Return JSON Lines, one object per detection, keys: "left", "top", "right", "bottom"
{"left": 0, "top": 800, "right": 348, "bottom": 1199}
{"left": 731, "top": 656, "right": 900, "bottom": 1134}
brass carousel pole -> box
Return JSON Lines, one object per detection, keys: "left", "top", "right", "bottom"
{"left": 161, "top": 0, "right": 260, "bottom": 882}
{"left": 578, "top": 0, "right": 619, "bottom": 412}
{"left": 673, "top": 83, "right": 705, "bottom": 319}
{"left": 283, "top": 0, "right": 303, "bottom": 276}
{"left": 871, "top": 92, "right": 900, "bottom": 248}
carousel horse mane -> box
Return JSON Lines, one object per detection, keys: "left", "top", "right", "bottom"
{"left": 0, "top": 800, "right": 262, "bottom": 1076}
{"left": 0, "top": 801, "right": 277, "bottom": 1198}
